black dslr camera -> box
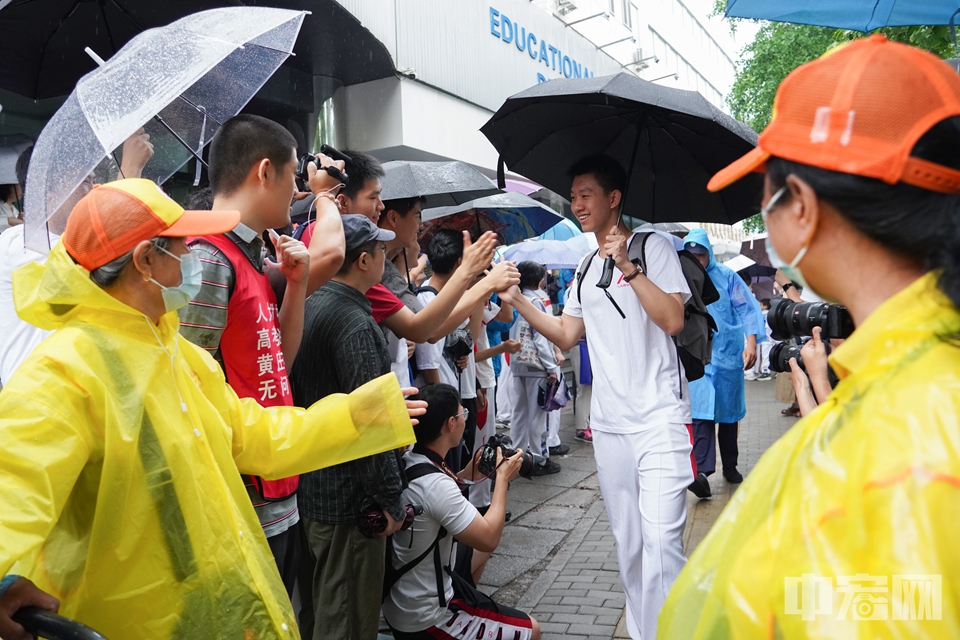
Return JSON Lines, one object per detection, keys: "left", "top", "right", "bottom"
{"left": 296, "top": 144, "right": 351, "bottom": 190}
{"left": 477, "top": 434, "right": 534, "bottom": 479}
{"left": 767, "top": 298, "right": 855, "bottom": 341}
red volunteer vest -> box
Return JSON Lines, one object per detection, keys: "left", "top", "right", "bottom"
{"left": 199, "top": 234, "right": 299, "bottom": 500}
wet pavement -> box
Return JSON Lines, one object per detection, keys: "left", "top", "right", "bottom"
{"left": 479, "top": 376, "right": 799, "bottom": 640}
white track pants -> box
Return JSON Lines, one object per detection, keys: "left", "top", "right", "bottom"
{"left": 496, "top": 357, "right": 515, "bottom": 424}
{"left": 593, "top": 424, "right": 695, "bottom": 640}
{"left": 469, "top": 386, "right": 496, "bottom": 509}
{"left": 510, "top": 375, "right": 547, "bottom": 464}
{"left": 546, "top": 410, "right": 561, "bottom": 448}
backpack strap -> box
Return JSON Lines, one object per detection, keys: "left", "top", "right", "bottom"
{"left": 575, "top": 248, "right": 600, "bottom": 304}
{"left": 383, "top": 463, "right": 448, "bottom": 603}
{"left": 415, "top": 285, "right": 439, "bottom": 297}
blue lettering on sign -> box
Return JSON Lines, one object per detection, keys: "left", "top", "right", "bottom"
{"left": 490, "top": 7, "right": 595, "bottom": 83}
{"left": 502, "top": 15, "right": 514, "bottom": 43}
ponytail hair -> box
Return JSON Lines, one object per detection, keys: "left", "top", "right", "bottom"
{"left": 766, "top": 116, "right": 960, "bottom": 313}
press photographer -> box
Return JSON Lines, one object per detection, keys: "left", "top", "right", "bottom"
{"left": 382, "top": 383, "right": 540, "bottom": 640}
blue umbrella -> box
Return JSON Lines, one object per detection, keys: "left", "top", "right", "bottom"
{"left": 726, "top": 0, "right": 960, "bottom": 32}
{"left": 538, "top": 217, "right": 582, "bottom": 241}
{"left": 419, "top": 191, "right": 564, "bottom": 246}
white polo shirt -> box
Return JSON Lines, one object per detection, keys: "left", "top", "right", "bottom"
{"left": 564, "top": 232, "right": 692, "bottom": 432}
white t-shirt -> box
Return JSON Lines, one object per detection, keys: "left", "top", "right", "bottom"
{"left": 415, "top": 282, "right": 477, "bottom": 399}
{"left": 382, "top": 451, "right": 479, "bottom": 633}
{"left": 0, "top": 226, "right": 55, "bottom": 385}
{"left": 564, "top": 232, "right": 692, "bottom": 432}
{"left": 474, "top": 302, "right": 500, "bottom": 390}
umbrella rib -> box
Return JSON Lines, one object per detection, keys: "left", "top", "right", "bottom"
{"left": 106, "top": 0, "right": 145, "bottom": 32}
{"left": 34, "top": 0, "right": 84, "bottom": 97}
{"left": 97, "top": 0, "right": 119, "bottom": 55}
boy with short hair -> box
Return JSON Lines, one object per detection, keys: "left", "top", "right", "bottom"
{"left": 178, "top": 114, "right": 343, "bottom": 594}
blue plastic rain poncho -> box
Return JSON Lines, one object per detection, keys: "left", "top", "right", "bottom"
{"left": 0, "top": 243, "right": 415, "bottom": 639}
{"left": 660, "top": 272, "right": 960, "bottom": 640}
{"left": 683, "top": 228, "right": 763, "bottom": 423}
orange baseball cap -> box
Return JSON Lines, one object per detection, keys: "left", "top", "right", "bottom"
{"left": 62, "top": 178, "right": 240, "bottom": 272}
{"left": 709, "top": 35, "right": 960, "bottom": 194}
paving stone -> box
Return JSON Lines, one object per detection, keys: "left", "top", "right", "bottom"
{"left": 496, "top": 526, "right": 567, "bottom": 559}
{"left": 514, "top": 504, "right": 586, "bottom": 530}
{"left": 548, "top": 613, "right": 597, "bottom": 625}
{"left": 569, "top": 624, "right": 617, "bottom": 637}
{"left": 478, "top": 554, "right": 541, "bottom": 587}
{"left": 506, "top": 481, "right": 566, "bottom": 504}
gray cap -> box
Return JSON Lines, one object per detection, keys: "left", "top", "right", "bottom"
{"left": 342, "top": 214, "right": 395, "bottom": 253}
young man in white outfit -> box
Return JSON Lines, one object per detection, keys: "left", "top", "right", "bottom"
{"left": 500, "top": 155, "right": 694, "bottom": 640}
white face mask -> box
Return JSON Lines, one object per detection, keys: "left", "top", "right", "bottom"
{"left": 762, "top": 186, "right": 813, "bottom": 294}
{"left": 149, "top": 244, "right": 202, "bottom": 313}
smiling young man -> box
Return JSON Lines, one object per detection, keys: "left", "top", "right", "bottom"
{"left": 499, "top": 155, "right": 694, "bottom": 640}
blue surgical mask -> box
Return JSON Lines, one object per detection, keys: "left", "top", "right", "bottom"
{"left": 149, "top": 245, "right": 202, "bottom": 313}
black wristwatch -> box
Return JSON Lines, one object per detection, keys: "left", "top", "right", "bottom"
{"left": 782, "top": 282, "right": 796, "bottom": 292}
{"left": 623, "top": 259, "right": 643, "bottom": 283}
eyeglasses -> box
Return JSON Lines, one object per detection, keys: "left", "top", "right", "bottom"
{"left": 759, "top": 186, "right": 788, "bottom": 226}
{"left": 455, "top": 408, "right": 470, "bottom": 421}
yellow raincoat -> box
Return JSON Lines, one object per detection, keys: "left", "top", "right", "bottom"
{"left": 0, "top": 243, "right": 415, "bottom": 639}
{"left": 660, "top": 272, "right": 960, "bottom": 639}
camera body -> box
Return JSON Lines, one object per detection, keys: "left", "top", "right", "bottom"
{"left": 767, "top": 298, "right": 854, "bottom": 341}
{"left": 357, "top": 503, "right": 422, "bottom": 538}
{"left": 295, "top": 144, "right": 351, "bottom": 188}
{"left": 477, "top": 434, "right": 534, "bottom": 479}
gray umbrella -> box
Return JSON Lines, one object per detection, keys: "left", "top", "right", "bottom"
{"left": 380, "top": 160, "right": 501, "bottom": 207}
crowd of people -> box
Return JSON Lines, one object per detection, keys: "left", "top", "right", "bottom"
{"left": 2, "top": 33, "right": 960, "bottom": 640}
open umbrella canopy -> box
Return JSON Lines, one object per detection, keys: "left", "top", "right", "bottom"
{"left": 23, "top": 6, "right": 306, "bottom": 253}
{"left": 380, "top": 160, "right": 501, "bottom": 207}
{"left": 538, "top": 217, "right": 582, "bottom": 241}
{"left": 502, "top": 234, "right": 597, "bottom": 269}
{"left": 725, "top": 0, "right": 960, "bottom": 31}
{"left": 419, "top": 191, "right": 564, "bottom": 246}
{"left": 481, "top": 72, "right": 763, "bottom": 226}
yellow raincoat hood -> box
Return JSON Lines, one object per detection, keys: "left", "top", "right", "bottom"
{"left": 1, "top": 243, "right": 415, "bottom": 639}
{"left": 660, "top": 272, "right": 960, "bottom": 639}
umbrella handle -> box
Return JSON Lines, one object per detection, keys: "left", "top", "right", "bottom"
{"left": 596, "top": 256, "right": 615, "bottom": 289}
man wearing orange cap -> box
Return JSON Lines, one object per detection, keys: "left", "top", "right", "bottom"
{"left": 0, "top": 179, "right": 422, "bottom": 640}
{"left": 660, "top": 36, "right": 960, "bottom": 639}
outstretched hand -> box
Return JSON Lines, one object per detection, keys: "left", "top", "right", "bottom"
{"left": 402, "top": 387, "right": 427, "bottom": 425}
{"left": 459, "top": 231, "right": 498, "bottom": 279}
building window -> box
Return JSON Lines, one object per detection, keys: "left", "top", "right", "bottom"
{"left": 622, "top": 0, "right": 635, "bottom": 29}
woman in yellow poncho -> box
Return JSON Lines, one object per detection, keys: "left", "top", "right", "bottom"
{"left": 0, "top": 179, "right": 422, "bottom": 639}
{"left": 659, "top": 37, "right": 960, "bottom": 639}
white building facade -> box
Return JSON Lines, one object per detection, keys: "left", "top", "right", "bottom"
{"left": 325, "top": 0, "right": 750, "bottom": 175}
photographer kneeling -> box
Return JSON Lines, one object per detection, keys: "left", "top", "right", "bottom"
{"left": 383, "top": 383, "right": 540, "bottom": 640}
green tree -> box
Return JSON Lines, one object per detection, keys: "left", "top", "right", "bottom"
{"left": 714, "top": 1, "right": 955, "bottom": 232}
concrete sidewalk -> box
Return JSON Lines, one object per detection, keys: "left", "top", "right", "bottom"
{"left": 479, "top": 377, "right": 798, "bottom": 640}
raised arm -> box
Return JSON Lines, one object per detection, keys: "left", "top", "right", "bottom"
{"left": 499, "top": 285, "right": 584, "bottom": 352}
{"left": 304, "top": 157, "right": 347, "bottom": 296}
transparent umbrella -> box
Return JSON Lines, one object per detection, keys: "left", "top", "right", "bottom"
{"left": 23, "top": 6, "right": 307, "bottom": 253}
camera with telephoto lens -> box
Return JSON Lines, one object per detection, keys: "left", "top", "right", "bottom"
{"left": 767, "top": 298, "right": 855, "bottom": 341}
{"left": 296, "top": 144, "right": 351, "bottom": 189}
{"left": 477, "top": 434, "right": 534, "bottom": 479}
{"left": 769, "top": 339, "right": 840, "bottom": 388}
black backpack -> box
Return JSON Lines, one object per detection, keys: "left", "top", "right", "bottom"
{"left": 382, "top": 462, "right": 450, "bottom": 605}
{"left": 575, "top": 232, "right": 719, "bottom": 382}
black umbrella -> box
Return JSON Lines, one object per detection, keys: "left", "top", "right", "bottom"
{"left": 0, "top": 0, "right": 396, "bottom": 100}
{"left": 480, "top": 72, "right": 763, "bottom": 227}
{"left": 380, "top": 160, "right": 501, "bottom": 207}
